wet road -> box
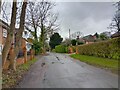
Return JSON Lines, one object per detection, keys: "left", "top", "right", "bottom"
{"left": 0, "top": 55, "right": 1, "bottom": 89}
{"left": 17, "top": 53, "right": 118, "bottom": 88}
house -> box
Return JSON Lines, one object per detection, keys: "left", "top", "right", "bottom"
{"left": 0, "top": 19, "right": 32, "bottom": 56}
{"left": 0, "top": 19, "right": 9, "bottom": 55}
{"left": 82, "top": 35, "right": 96, "bottom": 44}
{"left": 111, "top": 32, "right": 120, "bottom": 38}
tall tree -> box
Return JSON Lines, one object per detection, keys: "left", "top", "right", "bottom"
{"left": 25, "top": 1, "right": 59, "bottom": 53}
{"left": 0, "top": 0, "right": 1, "bottom": 13}
{"left": 2, "top": 0, "right": 17, "bottom": 68}
{"left": 109, "top": 2, "right": 120, "bottom": 32}
{"left": 49, "top": 33, "right": 63, "bottom": 50}
{"left": 94, "top": 32, "right": 99, "bottom": 38}
{"left": 9, "top": 0, "right": 27, "bottom": 70}
{"left": 71, "top": 39, "right": 77, "bottom": 46}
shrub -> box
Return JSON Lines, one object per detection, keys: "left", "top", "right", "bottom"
{"left": 52, "top": 49, "right": 55, "bottom": 52}
{"left": 71, "top": 39, "right": 77, "bottom": 46}
{"left": 77, "top": 37, "right": 120, "bottom": 60}
{"left": 65, "top": 47, "right": 69, "bottom": 53}
{"left": 32, "top": 40, "right": 41, "bottom": 55}
{"left": 77, "top": 41, "right": 84, "bottom": 45}
{"left": 55, "top": 45, "right": 67, "bottom": 53}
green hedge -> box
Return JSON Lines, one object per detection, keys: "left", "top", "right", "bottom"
{"left": 77, "top": 37, "right": 120, "bottom": 60}
{"left": 65, "top": 47, "right": 69, "bottom": 53}
{"left": 52, "top": 49, "right": 55, "bottom": 52}
{"left": 55, "top": 45, "right": 68, "bottom": 53}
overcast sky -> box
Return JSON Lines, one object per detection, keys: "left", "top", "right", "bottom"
{"left": 1, "top": 1, "right": 117, "bottom": 39}
{"left": 52, "top": 2, "right": 116, "bottom": 39}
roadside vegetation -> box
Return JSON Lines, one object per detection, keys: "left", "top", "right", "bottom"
{"left": 76, "top": 37, "right": 120, "bottom": 60}
{"left": 2, "top": 59, "right": 37, "bottom": 88}
{"left": 70, "top": 54, "right": 118, "bottom": 74}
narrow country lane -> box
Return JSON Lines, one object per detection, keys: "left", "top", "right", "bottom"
{"left": 17, "top": 53, "right": 118, "bottom": 88}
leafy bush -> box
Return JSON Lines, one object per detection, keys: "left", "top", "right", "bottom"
{"left": 65, "top": 47, "right": 69, "bottom": 53}
{"left": 33, "top": 40, "right": 41, "bottom": 55}
{"left": 55, "top": 45, "right": 67, "bottom": 53}
{"left": 77, "top": 37, "right": 120, "bottom": 60}
{"left": 71, "top": 39, "right": 77, "bottom": 46}
{"left": 77, "top": 41, "right": 84, "bottom": 45}
{"left": 52, "top": 49, "right": 55, "bottom": 52}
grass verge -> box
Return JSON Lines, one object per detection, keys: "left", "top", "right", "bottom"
{"left": 70, "top": 54, "right": 118, "bottom": 74}
{"left": 2, "top": 58, "right": 37, "bottom": 88}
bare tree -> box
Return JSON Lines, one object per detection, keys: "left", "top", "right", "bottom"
{"left": 109, "top": 2, "right": 120, "bottom": 32}
{"left": 9, "top": 0, "right": 27, "bottom": 70}
{"left": 25, "top": 0, "right": 59, "bottom": 53}
{"left": 2, "top": 0, "right": 17, "bottom": 69}
{"left": 0, "top": 0, "right": 1, "bottom": 13}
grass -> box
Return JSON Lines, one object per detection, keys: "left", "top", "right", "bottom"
{"left": 2, "top": 58, "right": 37, "bottom": 88}
{"left": 70, "top": 54, "right": 118, "bottom": 74}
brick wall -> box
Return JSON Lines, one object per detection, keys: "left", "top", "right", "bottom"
{"left": 3, "top": 55, "right": 31, "bottom": 70}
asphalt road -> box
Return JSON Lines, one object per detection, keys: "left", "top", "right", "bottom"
{"left": 17, "top": 53, "right": 118, "bottom": 88}
{"left": 0, "top": 55, "right": 2, "bottom": 89}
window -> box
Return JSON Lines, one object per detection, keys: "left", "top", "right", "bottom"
{"left": 0, "top": 44, "right": 2, "bottom": 55}
{"left": 3, "top": 29, "right": 7, "bottom": 37}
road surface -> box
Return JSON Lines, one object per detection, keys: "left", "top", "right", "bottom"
{"left": 0, "top": 55, "right": 1, "bottom": 89}
{"left": 17, "top": 53, "right": 118, "bottom": 88}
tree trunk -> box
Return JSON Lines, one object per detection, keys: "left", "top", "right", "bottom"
{"left": 2, "top": 1, "right": 17, "bottom": 69}
{"left": 0, "top": 0, "right": 1, "bottom": 13}
{"left": 9, "top": 0, "right": 27, "bottom": 70}
{"left": 40, "top": 23, "right": 46, "bottom": 54}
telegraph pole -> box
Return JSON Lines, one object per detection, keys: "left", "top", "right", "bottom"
{"left": 69, "top": 29, "right": 70, "bottom": 39}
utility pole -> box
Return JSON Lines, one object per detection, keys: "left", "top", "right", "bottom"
{"left": 69, "top": 29, "right": 70, "bottom": 39}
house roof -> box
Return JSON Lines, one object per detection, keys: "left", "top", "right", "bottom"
{"left": 83, "top": 35, "right": 95, "bottom": 42}
{"left": 0, "top": 19, "right": 10, "bottom": 30}
{"left": 111, "top": 32, "right": 120, "bottom": 38}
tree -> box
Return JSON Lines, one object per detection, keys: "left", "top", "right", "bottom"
{"left": 32, "top": 40, "right": 41, "bottom": 55}
{"left": 0, "top": 0, "right": 1, "bottom": 13}
{"left": 49, "top": 33, "right": 63, "bottom": 50}
{"left": 100, "top": 34, "right": 108, "bottom": 40}
{"left": 94, "top": 32, "right": 99, "bottom": 38}
{"left": 2, "top": 0, "right": 17, "bottom": 68}
{"left": 25, "top": 1, "right": 59, "bottom": 53}
{"left": 8, "top": 0, "right": 27, "bottom": 70}
{"left": 71, "top": 39, "right": 77, "bottom": 46}
{"left": 109, "top": 2, "right": 120, "bottom": 32}
{"left": 62, "top": 38, "right": 71, "bottom": 46}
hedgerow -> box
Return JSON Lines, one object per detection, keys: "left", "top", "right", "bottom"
{"left": 77, "top": 37, "right": 120, "bottom": 60}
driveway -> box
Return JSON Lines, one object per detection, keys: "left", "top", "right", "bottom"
{"left": 17, "top": 53, "right": 118, "bottom": 88}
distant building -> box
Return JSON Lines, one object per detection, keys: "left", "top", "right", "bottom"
{"left": 82, "top": 35, "right": 96, "bottom": 44}
{"left": 111, "top": 32, "right": 120, "bottom": 38}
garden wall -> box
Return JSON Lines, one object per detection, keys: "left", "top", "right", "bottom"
{"left": 3, "top": 55, "right": 31, "bottom": 70}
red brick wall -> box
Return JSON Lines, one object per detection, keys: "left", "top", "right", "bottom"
{"left": 3, "top": 55, "right": 31, "bottom": 70}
